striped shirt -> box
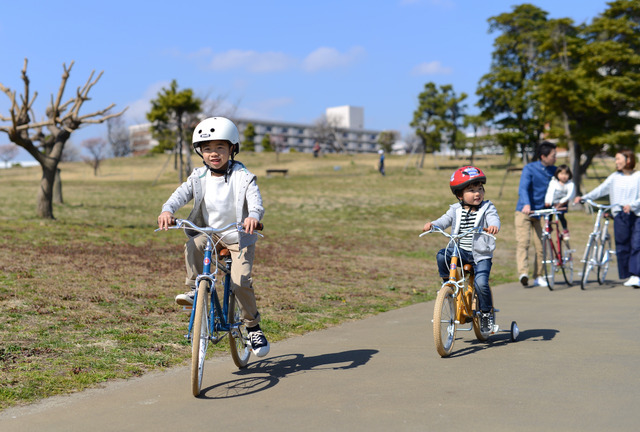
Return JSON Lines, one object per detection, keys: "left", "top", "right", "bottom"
{"left": 583, "top": 171, "right": 640, "bottom": 216}
{"left": 459, "top": 208, "right": 477, "bottom": 252}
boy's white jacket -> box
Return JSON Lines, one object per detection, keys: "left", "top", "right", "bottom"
{"left": 161, "top": 162, "right": 265, "bottom": 249}
{"left": 430, "top": 200, "right": 500, "bottom": 262}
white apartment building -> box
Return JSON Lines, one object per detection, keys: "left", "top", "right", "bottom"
{"left": 128, "top": 106, "right": 382, "bottom": 155}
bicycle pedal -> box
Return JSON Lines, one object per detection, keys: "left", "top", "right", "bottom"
{"left": 182, "top": 306, "right": 192, "bottom": 312}
{"left": 494, "top": 308, "right": 500, "bottom": 313}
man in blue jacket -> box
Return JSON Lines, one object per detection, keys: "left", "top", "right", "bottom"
{"left": 515, "top": 142, "right": 557, "bottom": 287}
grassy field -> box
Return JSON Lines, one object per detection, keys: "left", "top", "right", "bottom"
{"left": 0, "top": 150, "right": 614, "bottom": 409}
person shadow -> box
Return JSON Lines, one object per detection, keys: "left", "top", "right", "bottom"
{"left": 198, "top": 349, "right": 378, "bottom": 399}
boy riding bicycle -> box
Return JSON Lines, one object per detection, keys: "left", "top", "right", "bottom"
{"left": 423, "top": 166, "right": 501, "bottom": 333}
{"left": 157, "top": 116, "right": 269, "bottom": 357}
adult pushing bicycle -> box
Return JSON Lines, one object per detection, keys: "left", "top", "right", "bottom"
{"left": 421, "top": 226, "right": 518, "bottom": 357}
{"left": 156, "top": 219, "right": 263, "bottom": 397}
{"left": 528, "top": 208, "right": 575, "bottom": 290}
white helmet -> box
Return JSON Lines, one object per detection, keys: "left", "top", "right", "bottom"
{"left": 192, "top": 117, "right": 240, "bottom": 157}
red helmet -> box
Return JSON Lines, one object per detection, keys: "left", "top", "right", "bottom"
{"left": 450, "top": 166, "right": 486, "bottom": 194}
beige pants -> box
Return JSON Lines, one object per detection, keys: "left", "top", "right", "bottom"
{"left": 514, "top": 211, "right": 544, "bottom": 278}
{"left": 185, "top": 234, "right": 260, "bottom": 328}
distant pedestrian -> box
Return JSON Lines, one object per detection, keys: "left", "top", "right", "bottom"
{"left": 378, "top": 149, "right": 385, "bottom": 176}
{"left": 313, "top": 141, "right": 321, "bottom": 158}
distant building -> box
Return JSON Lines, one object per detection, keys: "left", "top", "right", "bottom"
{"left": 128, "top": 105, "right": 381, "bottom": 155}
{"left": 326, "top": 105, "right": 364, "bottom": 129}
{"left": 129, "top": 124, "right": 158, "bottom": 156}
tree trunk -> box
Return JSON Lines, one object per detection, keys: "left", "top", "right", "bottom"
{"left": 37, "top": 164, "right": 57, "bottom": 219}
{"left": 53, "top": 168, "right": 63, "bottom": 204}
{"left": 563, "top": 112, "right": 583, "bottom": 195}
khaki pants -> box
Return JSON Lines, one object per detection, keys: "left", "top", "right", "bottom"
{"left": 185, "top": 234, "right": 260, "bottom": 328}
{"left": 514, "top": 211, "right": 544, "bottom": 278}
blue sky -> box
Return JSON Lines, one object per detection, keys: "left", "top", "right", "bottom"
{"left": 1, "top": 0, "right": 611, "bottom": 161}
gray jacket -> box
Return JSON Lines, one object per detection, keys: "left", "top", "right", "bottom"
{"left": 430, "top": 200, "right": 500, "bottom": 262}
{"left": 161, "top": 162, "right": 265, "bottom": 249}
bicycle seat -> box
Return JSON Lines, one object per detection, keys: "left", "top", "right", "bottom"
{"left": 219, "top": 248, "right": 231, "bottom": 258}
{"left": 463, "top": 264, "right": 474, "bottom": 275}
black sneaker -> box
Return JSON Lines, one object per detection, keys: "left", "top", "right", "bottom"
{"left": 480, "top": 312, "right": 492, "bottom": 333}
{"left": 247, "top": 326, "right": 270, "bottom": 357}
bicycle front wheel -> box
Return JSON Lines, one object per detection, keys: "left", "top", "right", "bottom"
{"left": 229, "top": 292, "right": 251, "bottom": 368}
{"left": 471, "top": 288, "right": 488, "bottom": 342}
{"left": 191, "top": 280, "right": 210, "bottom": 397}
{"left": 433, "top": 285, "right": 457, "bottom": 357}
{"left": 597, "top": 235, "right": 612, "bottom": 285}
{"left": 561, "top": 240, "right": 574, "bottom": 286}
{"left": 581, "top": 238, "right": 597, "bottom": 290}
{"left": 542, "top": 238, "right": 556, "bottom": 290}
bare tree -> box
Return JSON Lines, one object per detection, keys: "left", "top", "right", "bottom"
{"left": 313, "top": 115, "right": 345, "bottom": 153}
{"left": 0, "top": 59, "right": 126, "bottom": 219}
{"left": 0, "top": 143, "right": 19, "bottom": 168}
{"left": 107, "top": 116, "right": 131, "bottom": 157}
{"left": 82, "top": 137, "right": 109, "bottom": 176}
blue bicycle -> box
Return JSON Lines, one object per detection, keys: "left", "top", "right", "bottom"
{"left": 157, "top": 219, "right": 262, "bottom": 396}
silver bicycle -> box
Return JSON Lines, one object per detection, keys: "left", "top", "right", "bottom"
{"left": 579, "top": 199, "right": 616, "bottom": 290}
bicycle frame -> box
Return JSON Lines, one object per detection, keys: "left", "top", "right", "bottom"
{"left": 529, "top": 208, "right": 575, "bottom": 289}
{"left": 443, "top": 247, "right": 476, "bottom": 328}
{"left": 580, "top": 199, "right": 616, "bottom": 289}
{"left": 187, "top": 240, "right": 235, "bottom": 344}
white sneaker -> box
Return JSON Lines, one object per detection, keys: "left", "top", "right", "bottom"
{"left": 175, "top": 289, "right": 195, "bottom": 306}
{"left": 534, "top": 276, "right": 548, "bottom": 287}
{"left": 623, "top": 276, "right": 640, "bottom": 287}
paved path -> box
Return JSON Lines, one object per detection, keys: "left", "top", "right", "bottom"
{"left": 2, "top": 278, "right": 639, "bottom": 431}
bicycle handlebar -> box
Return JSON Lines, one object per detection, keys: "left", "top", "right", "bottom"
{"left": 419, "top": 225, "right": 496, "bottom": 241}
{"left": 528, "top": 208, "right": 563, "bottom": 218}
{"left": 155, "top": 219, "right": 264, "bottom": 236}
{"left": 580, "top": 198, "right": 617, "bottom": 211}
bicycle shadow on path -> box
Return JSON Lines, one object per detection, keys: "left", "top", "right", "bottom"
{"left": 197, "top": 349, "right": 378, "bottom": 400}
{"left": 448, "top": 328, "right": 559, "bottom": 358}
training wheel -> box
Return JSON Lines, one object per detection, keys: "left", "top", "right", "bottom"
{"left": 510, "top": 321, "right": 519, "bottom": 342}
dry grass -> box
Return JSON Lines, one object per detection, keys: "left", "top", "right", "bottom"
{"left": 0, "top": 151, "right": 614, "bottom": 409}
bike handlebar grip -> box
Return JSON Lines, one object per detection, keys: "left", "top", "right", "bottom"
{"left": 256, "top": 222, "right": 264, "bottom": 231}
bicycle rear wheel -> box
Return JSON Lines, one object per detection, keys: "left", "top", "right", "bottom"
{"left": 229, "top": 292, "right": 251, "bottom": 368}
{"left": 581, "top": 238, "right": 597, "bottom": 290}
{"left": 542, "top": 238, "right": 556, "bottom": 290}
{"left": 597, "top": 235, "right": 612, "bottom": 285}
{"left": 191, "top": 280, "right": 210, "bottom": 397}
{"left": 561, "top": 240, "right": 574, "bottom": 286}
{"left": 433, "top": 285, "right": 457, "bottom": 357}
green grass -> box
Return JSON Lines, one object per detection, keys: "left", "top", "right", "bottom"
{"left": 0, "top": 151, "right": 614, "bottom": 409}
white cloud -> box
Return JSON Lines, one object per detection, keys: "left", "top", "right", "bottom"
{"left": 182, "top": 46, "right": 365, "bottom": 74}
{"left": 122, "top": 81, "right": 170, "bottom": 124}
{"left": 209, "top": 49, "right": 296, "bottom": 73}
{"left": 410, "top": 61, "right": 452, "bottom": 76}
{"left": 302, "top": 46, "right": 365, "bottom": 72}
